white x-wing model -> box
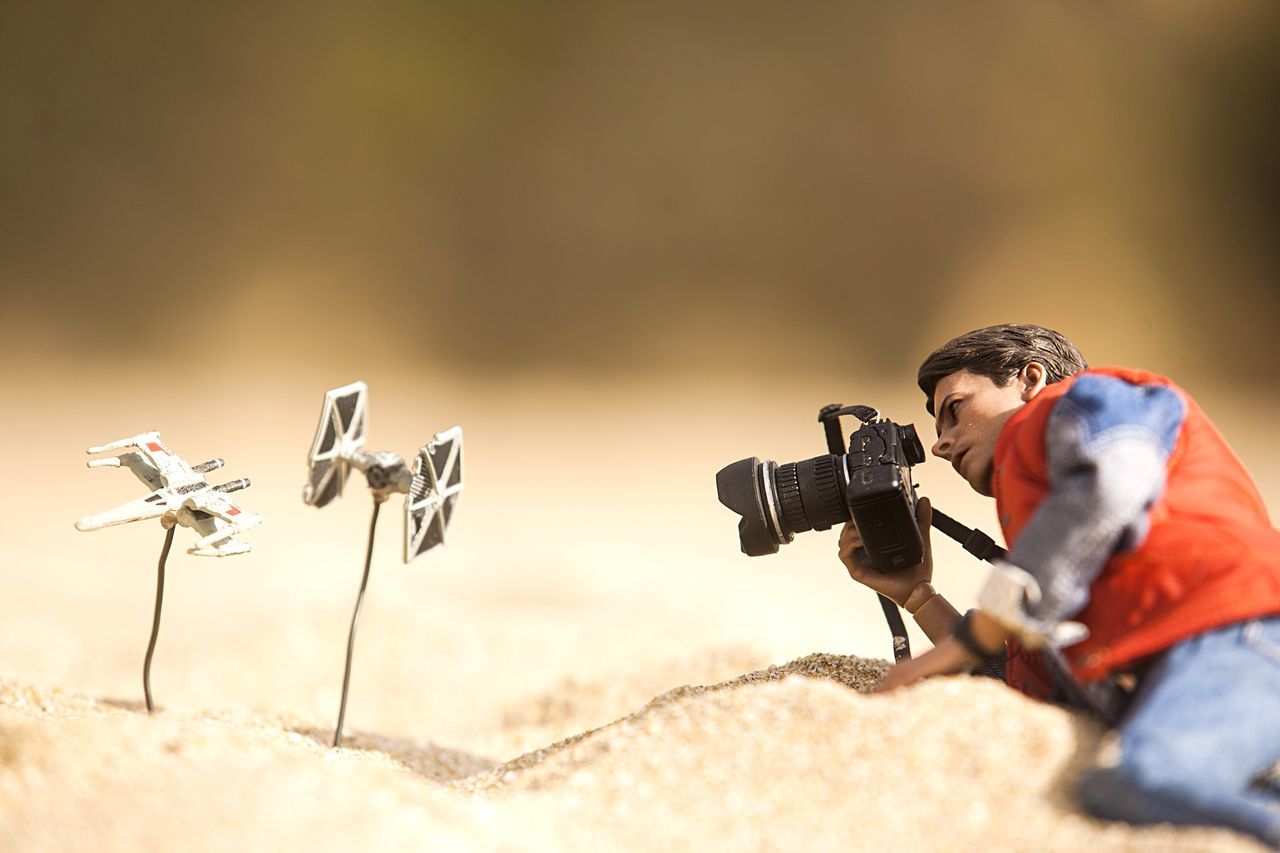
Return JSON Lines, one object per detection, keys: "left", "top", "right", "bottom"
{"left": 303, "top": 381, "right": 463, "bottom": 563}
{"left": 75, "top": 432, "right": 262, "bottom": 556}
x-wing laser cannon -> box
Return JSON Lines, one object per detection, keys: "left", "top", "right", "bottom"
{"left": 75, "top": 432, "right": 262, "bottom": 712}
{"left": 302, "top": 381, "right": 463, "bottom": 747}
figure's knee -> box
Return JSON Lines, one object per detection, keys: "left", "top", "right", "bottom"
{"left": 1078, "top": 765, "right": 1157, "bottom": 825}
{"left": 1078, "top": 743, "right": 1238, "bottom": 827}
{"left": 1077, "top": 736, "right": 1200, "bottom": 826}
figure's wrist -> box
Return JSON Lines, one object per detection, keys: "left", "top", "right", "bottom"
{"left": 952, "top": 610, "right": 1008, "bottom": 664}
{"left": 903, "top": 581, "right": 936, "bottom": 613}
{"left": 909, "top": 586, "right": 962, "bottom": 645}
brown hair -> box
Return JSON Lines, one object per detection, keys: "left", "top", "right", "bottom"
{"left": 917, "top": 324, "right": 1087, "bottom": 415}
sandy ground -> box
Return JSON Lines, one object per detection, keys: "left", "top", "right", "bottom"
{"left": 1, "top": 356, "right": 1275, "bottom": 851}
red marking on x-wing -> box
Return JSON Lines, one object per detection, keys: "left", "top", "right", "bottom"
{"left": 227, "top": 506, "right": 241, "bottom": 516}
{"left": 146, "top": 442, "right": 169, "bottom": 455}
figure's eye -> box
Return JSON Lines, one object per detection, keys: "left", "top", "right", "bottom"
{"left": 948, "top": 399, "right": 961, "bottom": 421}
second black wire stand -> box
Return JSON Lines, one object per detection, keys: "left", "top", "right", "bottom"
{"left": 333, "top": 497, "right": 383, "bottom": 747}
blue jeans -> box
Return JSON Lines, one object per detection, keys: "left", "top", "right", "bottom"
{"left": 1078, "top": 616, "right": 1280, "bottom": 848}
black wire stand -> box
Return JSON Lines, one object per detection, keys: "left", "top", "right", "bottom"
{"left": 877, "top": 593, "right": 911, "bottom": 662}
{"left": 143, "top": 525, "right": 176, "bottom": 714}
{"left": 333, "top": 498, "right": 382, "bottom": 747}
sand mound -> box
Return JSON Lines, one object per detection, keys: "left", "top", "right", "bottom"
{"left": 0, "top": 658, "right": 1263, "bottom": 852}
{"left": 463, "top": 645, "right": 772, "bottom": 758}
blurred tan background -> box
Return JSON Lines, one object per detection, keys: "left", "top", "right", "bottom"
{"left": 3, "top": 1, "right": 1280, "bottom": 747}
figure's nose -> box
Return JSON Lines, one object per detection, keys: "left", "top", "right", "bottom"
{"left": 932, "top": 434, "right": 951, "bottom": 460}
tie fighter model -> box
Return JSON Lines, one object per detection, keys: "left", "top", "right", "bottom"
{"left": 75, "top": 432, "right": 262, "bottom": 712}
{"left": 303, "top": 381, "right": 463, "bottom": 746}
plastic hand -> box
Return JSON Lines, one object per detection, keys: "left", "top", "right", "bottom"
{"left": 874, "top": 636, "right": 972, "bottom": 693}
{"left": 837, "top": 496, "right": 934, "bottom": 608}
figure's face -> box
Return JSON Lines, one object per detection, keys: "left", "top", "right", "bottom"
{"left": 930, "top": 366, "right": 1046, "bottom": 496}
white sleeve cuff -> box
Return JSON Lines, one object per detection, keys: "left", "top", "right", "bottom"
{"left": 977, "top": 561, "right": 1089, "bottom": 650}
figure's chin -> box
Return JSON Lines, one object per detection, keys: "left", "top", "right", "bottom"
{"left": 973, "top": 467, "right": 995, "bottom": 497}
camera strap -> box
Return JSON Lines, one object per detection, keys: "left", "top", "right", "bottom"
{"left": 929, "top": 508, "right": 1007, "bottom": 562}
{"left": 924, "top": 507, "right": 1127, "bottom": 726}
{"left": 877, "top": 594, "right": 912, "bottom": 663}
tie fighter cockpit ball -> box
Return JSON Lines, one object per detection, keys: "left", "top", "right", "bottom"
{"left": 303, "top": 381, "right": 463, "bottom": 746}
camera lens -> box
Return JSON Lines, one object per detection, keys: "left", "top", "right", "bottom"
{"left": 777, "top": 455, "right": 848, "bottom": 535}
{"left": 716, "top": 453, "right": 851, "bottom": 556}
{"left": 773, "top": 461, "right": 805, "bottom": 534}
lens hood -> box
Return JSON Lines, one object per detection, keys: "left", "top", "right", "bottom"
{"left": 715, "top": 457, "right": 781, "bottom": 556}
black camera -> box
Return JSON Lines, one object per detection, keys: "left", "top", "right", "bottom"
{"left": 715, "top": 404, "right": 927, "bottom": 571}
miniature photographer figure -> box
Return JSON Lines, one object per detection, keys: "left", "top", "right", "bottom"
{"left": 839, "top": 323, "right": 1280, "bottom": 846}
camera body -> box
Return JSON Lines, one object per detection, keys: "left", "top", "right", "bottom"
{"left": 715, "top": 404, "right": 927, "bottom": 572}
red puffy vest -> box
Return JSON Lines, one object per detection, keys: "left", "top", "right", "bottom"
{"left": 991, "top": 366, "right": 1280, "bottom": 684}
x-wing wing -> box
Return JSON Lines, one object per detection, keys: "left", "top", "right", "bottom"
{"left": 75, "top": 432, "right": 261, "bottom": 557}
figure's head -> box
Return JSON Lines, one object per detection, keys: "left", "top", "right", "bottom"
{"left": 917, "top": 324, "right": 1086, "bottom": 495}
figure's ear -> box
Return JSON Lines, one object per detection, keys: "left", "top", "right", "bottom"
{"left": 1018, "top": 362, "right": 1049, "bottom": 401}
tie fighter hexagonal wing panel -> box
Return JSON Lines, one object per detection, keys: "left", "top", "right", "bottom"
{"left": 404, "top": 426, "right": 463, "bottom": 563}
{"left": 304, "top": 381, "right": 369, "bottom": 508}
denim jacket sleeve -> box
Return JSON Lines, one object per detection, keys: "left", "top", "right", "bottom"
{"left": 1008, "top": 373, "right": 1187, "bottom": 624}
